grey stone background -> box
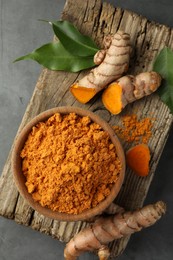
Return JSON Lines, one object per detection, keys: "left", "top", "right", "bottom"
{"left": 0, "top": 0, "right": 173, "bottom": 259}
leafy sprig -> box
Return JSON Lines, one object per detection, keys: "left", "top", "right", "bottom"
{"left": 14, "top": 20, "right": 99, "bottom": 72}
{"left": 153, "top": 47, "right": 173, "bottom": 114}
{"left": 51, "top": 20, "right": 99, "bottom": 57}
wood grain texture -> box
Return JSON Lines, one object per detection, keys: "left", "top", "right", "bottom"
{"left": 0, "top": 0, "right": 173, "bottom": 257}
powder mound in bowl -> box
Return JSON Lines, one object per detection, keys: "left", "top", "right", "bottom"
{"left": 20, "top": 113, "right": 122, "bottom": 215}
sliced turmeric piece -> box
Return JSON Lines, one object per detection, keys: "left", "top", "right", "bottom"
{"left": 126, "top": 144, "right": 150, "bottom": 177}
{"left": 70, "top": 85, "right": 96, "bottom": 103}
{"left": 102, "top": 82, "right": 123, "bottom": 114}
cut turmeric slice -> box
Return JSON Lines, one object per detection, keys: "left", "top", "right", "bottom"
{"left": 102, "top": 83, "right": 123, "bottom": 114}
{"left": 70, "top": 85, "right": 97, "bottom": 104}
{"left": 126, "top": 144, "right": 150, "bottom": 177}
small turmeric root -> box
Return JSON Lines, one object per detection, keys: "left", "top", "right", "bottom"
{"left": 102, "top": 71, "right": 162, "bottom": 114}
{"left": 98, "top": 246, "right": 110, "bottom": 260}
{"left": 70, "top": 31, "right": 131, "bottom": 103}
{"left": 64, "top": 201, "right": 166, "bottom": 260}
{"left": 126, "top": 144, "right": 150, "bottom": 177}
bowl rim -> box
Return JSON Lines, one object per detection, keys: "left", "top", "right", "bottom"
{"left": 11, "top": 106, "right": 126, "bottom": 221}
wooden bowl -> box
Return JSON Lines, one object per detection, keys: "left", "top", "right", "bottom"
{"left": 12, "top": 107, "right": 125, "bottom": 221}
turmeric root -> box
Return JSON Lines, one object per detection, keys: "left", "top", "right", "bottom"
{"left": 70, "top": 31, "right": 131, "bottom": 104}
{"left": 98, "top": 246, "right": 110, "bottom": 260}
{"left": 126, "top": 144, "right": 151, "bottom": 177}
{"left": 104, "top": 202, "right": 124, "bottom": 215}
{"left": 64, "top": 201, "right": 166, "bottom": 260}
{"left": 102, "top": 71, "right": 162, "bottom": 114}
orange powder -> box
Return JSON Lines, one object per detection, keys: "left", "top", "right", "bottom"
{"left": 20, "top": 113, "right": 121, "bottom": 214}
{"left": 113, "top": 114, "right": 154, "bottom": 144}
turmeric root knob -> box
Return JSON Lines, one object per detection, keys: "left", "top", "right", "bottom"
{"left": 64, "top": 201, "right": 166, "bottom": 260}
{"left": 70, "top": 30, "right": 131, "bottom": 104}
{"left": 98, "top": 246, "right": 110, "bottom": 260}
{"left": 102, "top": 71, "right": 162, "bottom": 114}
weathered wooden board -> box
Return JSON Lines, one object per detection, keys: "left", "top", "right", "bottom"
{"left": 0, "top": 0, "right": 173, "bottom": 257}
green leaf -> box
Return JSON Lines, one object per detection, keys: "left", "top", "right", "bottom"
{"left": 153, "top": 47, "right": 173, "bottom": 113}
{"left": 14, "top": 42, "right": 96, "bottom": 72}
{"left": 51, "top": 20, "right": 99, "bottom": 57}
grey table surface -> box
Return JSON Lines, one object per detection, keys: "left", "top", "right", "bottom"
{"left": 0, "top": 0, "right": 173, "bottom": 259}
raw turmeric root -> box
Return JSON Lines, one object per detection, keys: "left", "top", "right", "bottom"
{"left": 126, "top": 144, "right": 151, "bottom": 177}
{"left": 64, "top": 201, "right": 166, "bottom": 260}
{"left": 102, "top": 71, "right": 162, "bottom": 114}
{"left": 104, "top": 202, "right": 124, "bottom": 215}
{"left": 98, "top": 246, "right": 110, "bottom": 260}
{"left": 70, "top": 31, "right": 131, "bottom": 103}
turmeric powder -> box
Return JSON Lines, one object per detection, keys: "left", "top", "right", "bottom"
{"left": 20, "top": 113, "right": 121, "bottom": 214}
{"left": 113, "top": 114, "right": 154, "bottom": 144}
